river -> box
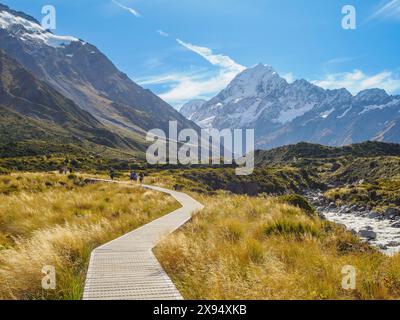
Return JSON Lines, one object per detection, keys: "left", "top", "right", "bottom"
{"left": 306, "top": 191, "right": 400, "bottom": 256}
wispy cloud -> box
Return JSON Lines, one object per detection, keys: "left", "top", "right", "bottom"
{"left": 366, "top": 0, "right": 400, "bottom": 22}
{"left": 176, "top": 39, "right": 245, "bottom": 72}
{"left": 326, "top": 56, "right": 359, "bottom": 65}
{"left": 157, "top": 30, "right": 170, "bottom": 37}
{"left": 312, "top": 69, "right": 400, "bottom": 95}
{"left": 140, "top": 39, "right": 246, "bottom": 106}
{"left": 112, "top": 0, "right": 140, "bottom": 17}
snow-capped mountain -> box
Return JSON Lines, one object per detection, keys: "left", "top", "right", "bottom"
{"left": 0, "top": 8, "right": 79, "bottom": 48}
{"left": 0, "top": 3, "right": 197, "bottom": 135}
{"left": 180, "top": 99, "right": 207, "bottom": 120}
{"left": 182, "top": 63, "right": 400, "bottom": 148}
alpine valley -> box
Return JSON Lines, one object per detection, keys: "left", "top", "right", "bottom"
{"left": 1, "top": 2, "right": 400, "bottom": 302}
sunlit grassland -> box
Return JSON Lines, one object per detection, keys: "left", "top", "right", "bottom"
{"left": 155, "top": 193, "right": 400, "bottom": 300}
{"left": 0, "top": 172, "right": 180, "bottom": 300}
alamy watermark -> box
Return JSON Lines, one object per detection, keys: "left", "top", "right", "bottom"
{"left": 342, "top": 5, "right": 357, "bottom": 30}
{"left": 41, "top": 265, "right": 56, "bottom": 290}
{"left": 41, "top": 5, "right": 56, "bottom": 30}
{"left": 341, "top": 265, "right": 356, "bottom": 290}
{"left": 146, "top": 121, "right": 254, "bottom": 176}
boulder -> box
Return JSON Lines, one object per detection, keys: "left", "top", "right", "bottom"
{"left": 341, "top": 206, "right": 351, "bottom": 213}
{"left": 385, "top": 207, "right": 400, "bottom": 218}
{"left": 367, "top": 212, "right": 379, "bottom": 219}
{"left": 378, "top": 244, "right": 388, "bottom": 250}
{"left": 350, "top": 205, "right": 358, "bottom": 211}
{"left": 358, "top": 229, "right": 377, "bottom": 240}
{"left": 391, "top": 222, "right": 400, "bottom": 228}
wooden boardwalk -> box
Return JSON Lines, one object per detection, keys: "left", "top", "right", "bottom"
{"left": 82, "top": 180, "right": 203, "bottom": 300}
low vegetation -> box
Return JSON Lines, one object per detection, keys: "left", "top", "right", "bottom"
{"left": 139, "top": 166, "right": 324, "bottom": 196}
{"left": 0, "top": 173, "right": 179, "bottom": 300}
{"left": 156, "top": 193, "right": 400, "bottom": 299}
{"left": 277, "top": 194, "right": 316, "bottom": 216}
{"left": 325, "top": 176, "right": 400, "bottom": 212}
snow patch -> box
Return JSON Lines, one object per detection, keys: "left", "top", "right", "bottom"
{"left": 359, "top": 99, "right": 400, "bottom": 115}
{"left": 0, "top": 10, "right": 79, "bottom": 48}
{"left": 320, "top": 108, "right": 334, "bottom": 119}
{"left": 197, "top": 116, "right": 215, "bottom": 128}
{"left": 337, "top": 107, "right": 352, "bottom": 119}
{"left": 276, "top": 103, "right": 315, "bottom": 123}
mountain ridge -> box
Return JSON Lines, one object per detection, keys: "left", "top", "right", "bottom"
{"left": 0, "top": 3, "right": 198, "bottom": 137}
{"left": 0, "top": 48, "right": 145, "bottom": 157}
{"left": 181, "top": 63, "right": 400, "bottom": 149}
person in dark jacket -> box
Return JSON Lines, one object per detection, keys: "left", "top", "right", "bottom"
{"left": 130, "top": 171, "right": 138, "bottom": 183}
{"left": 139, "top": 172, "right": 144, "bottom": 185}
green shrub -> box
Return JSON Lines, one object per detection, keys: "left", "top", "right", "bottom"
{"left": 264, "top": 219, "right": 320, "bottom": 239}
{"left": 278, "top": 194, "right": 316, "bottom": 216}
{"left": 67, "top": 174, "right": 77, "bottom": 180}
{"left": 0, "top": 167, "right": 10, "bottom": 176}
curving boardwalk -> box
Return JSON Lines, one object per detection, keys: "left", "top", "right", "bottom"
{"left": 82, "top": 180, "right": 204, "bottom": 300}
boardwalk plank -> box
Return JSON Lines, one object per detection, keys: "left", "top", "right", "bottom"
{"left": 82, "top": 180, "right": 203, "bottom": 300}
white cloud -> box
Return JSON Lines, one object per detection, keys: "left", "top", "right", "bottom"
{"left": 326, "top": 57, "right": 358, "bottom": 65}
{"left": 312, "top": 69, "right": 400, "bottom": 95}
{"left": 176, "top": 39, "right": 245, "bottom": 72}
{"left": 142, "top": 39, "right": 246, "bottom": 106}
{"left": 366, "top": 0, "right": 400, "bottom": 22}
{"left": 282, "top": 72, "right": 295, "bottom": 84}
{"left": 157, "top": 30, "right": 169, "bottom": 37}
{"left": 159, "top": 71, "right": 242, "bottom": 105}
{"left": 112, "top": 0, "right": 140, "bottom": 17}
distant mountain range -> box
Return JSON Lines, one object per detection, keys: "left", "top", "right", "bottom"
{"left": 2, "top": 2, "right": 400, "bottom": 159}
{"left": 181, "top": 63, "right": 400, "bottom": 149}
{"left": 0, "top": 3, "right": 198, "bottom": 158}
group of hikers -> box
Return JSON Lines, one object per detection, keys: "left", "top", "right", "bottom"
{"left": 109, "top": 170, "right": 145, "bottom": 184}
{"left": 129, "top": 170, "right": 145, "bottom": 185}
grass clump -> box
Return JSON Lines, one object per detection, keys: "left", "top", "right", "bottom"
{"left": 0, "top": 172, "right": 180, "bottom": 300}
{"left": 156, "top": 193, "right": 400, "bottom": 300}
{"left": 277, "top": 194, "right": 316, "bottom": 216}
{"left": 263, "top": 218, "right": 320, "bottom": 239}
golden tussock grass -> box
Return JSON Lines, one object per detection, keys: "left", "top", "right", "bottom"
{"left": 155, "top": 193, "right": 400, "bottom": 300}
{"left": 0, "top": 173, "right": 180, "bottom": 300}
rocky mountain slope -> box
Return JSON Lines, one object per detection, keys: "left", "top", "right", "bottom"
{"left": 0, "top": 3, "right": 197, "bottom": 136}
{"left": 0, "top": 49, "right": 142, "bottom": 157}
{"left": 181, "top": 63, "right": 400, "bottom": 149}
{"left": 179, "top": 99, "right": 207, "bottom": 124}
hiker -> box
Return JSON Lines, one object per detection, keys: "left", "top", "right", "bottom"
{"left": 109, "top": 170, "right": 116, "bottom": 180}
{"left": 139, "top": 172, "right": 144, "bottom": 185}
{"left": 59, "top": 166, "right": 68, "bottom": 174}
{"left": 130, "top": 171, "right": 138, "bottom": 184}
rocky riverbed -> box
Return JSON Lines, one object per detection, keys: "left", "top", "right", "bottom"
{"left": 305, "top": 191, "right": 400, "bottom": 256}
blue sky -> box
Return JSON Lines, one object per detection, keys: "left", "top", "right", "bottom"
{"left": 2, "top": 0, "right": 400, "bottom": 108}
